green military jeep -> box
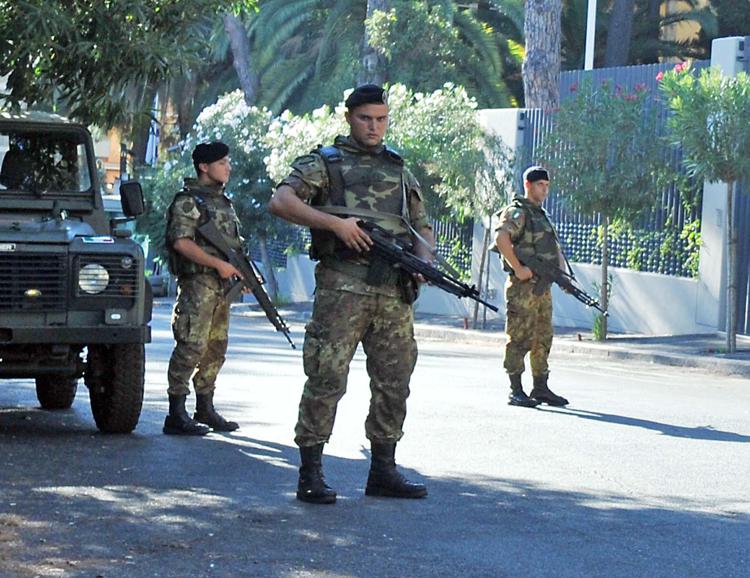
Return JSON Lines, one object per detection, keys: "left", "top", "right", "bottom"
{"left": 0, "top": 111, "right": 151, "bottom": 433}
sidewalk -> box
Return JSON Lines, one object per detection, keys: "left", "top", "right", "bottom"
{"left": 231, "top": 300, "right": 750, "bottom": 378}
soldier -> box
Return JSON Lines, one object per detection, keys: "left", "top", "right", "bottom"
{"left": 163, "top": 142, "right": 244, "bottom": 435}
{"left": 495, "top": 166, "right": 569, "bottom": 408}
{"left": 268, "top": 84, "right": 434, "bottom": 504}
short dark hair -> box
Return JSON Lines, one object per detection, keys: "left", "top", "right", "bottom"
{"left": 523, "top": 166, "right": 549, "bottom": 183}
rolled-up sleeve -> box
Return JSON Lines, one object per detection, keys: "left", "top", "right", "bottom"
{"left": 276, "top": 154, "right": 329, "bottom": 203}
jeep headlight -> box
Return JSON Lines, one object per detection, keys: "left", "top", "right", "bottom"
{"left": 79, "top": 263, "right": 110, "bottom": 294}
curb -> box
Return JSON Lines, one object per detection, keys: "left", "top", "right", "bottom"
{"left": 187, "top": 300, "right": 750, "bottom": 379}
{"left": 412, "top": 323, "right": 750, "bottom": 377}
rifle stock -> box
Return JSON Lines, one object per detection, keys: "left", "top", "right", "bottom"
{"left": 359, "top": 221, "right": 499, "bottom": 312}
{"left": 196, "top": 221, "right": 296, "bottom": 349}
{"left": 520, "top": 255, "right": 608, "bottom": 316}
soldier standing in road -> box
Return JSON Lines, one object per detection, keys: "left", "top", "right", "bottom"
{"left": 268, "top": 84, "right": 434, "bottom": 504}
{"left": 495, "top": 166, "right": 570, "bottom": 408}
{"left": 163, "top": 142, "right": 244, "bottom": 435}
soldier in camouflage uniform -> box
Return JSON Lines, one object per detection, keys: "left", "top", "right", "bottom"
{"left": 163, "top": 142, "right": 245, "bottom": 436}
{"left": 495, "top": 166, "right": 569, "bottom": 408}
{"left": 268, "top": 84, "right": 434, "bottom": 504}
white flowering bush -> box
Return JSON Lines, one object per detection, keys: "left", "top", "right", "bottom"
{"left": 264, "top": 83, "right": 511, "bottom": 218}
{"left": 137, "top": 90, "right": 275, "bottom": 262}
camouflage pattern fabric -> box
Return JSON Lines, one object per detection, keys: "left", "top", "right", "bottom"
{"left": 496, "top": 195, "right": 560, "bottom": 377}
{"left": 166, "top": 178, "right": 243, "bottom": 277}
{"left": 279, "top": 135, "right": 427, "bottom": 447}
{"left": 167, "top": 274, "right": 230, "bottom": 396}
{"left": 503, "top": 278, "right": 553, "bottom": 376}
{"left": 495, "top": 196, "right": 560, "bottom": 270}
{"left": 165, "top": 177, "right": 242, "bottom": 396}
{"left": 278, "top": 135, "right": 430, "bottom": 236}
{"left": 294, "top": 265, "right": 418, "bottom": 447}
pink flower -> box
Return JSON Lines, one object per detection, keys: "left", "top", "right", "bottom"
{"left": 624, "top": 94, "right": 637, "bottom": 102}
{"left": 634, "top": 82, "right": 647, "bottom": 92}
{"left": 656, "top": 71, "right": 664, "bottom": 82}
{"left": 570, "top": 82, "right": 578, "bottom": 93}
{"left": 674, "top": 62, "right": 687, "bottom": 73}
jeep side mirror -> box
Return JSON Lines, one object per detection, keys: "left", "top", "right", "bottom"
{"left": 120, "top": 180, "right": 145, "bottom": 217}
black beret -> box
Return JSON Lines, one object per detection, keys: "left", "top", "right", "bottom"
{"left": 345, "top": 84, "right": 388, "bottom": 110}
{"left": 523, "top": 166, "right": 550, "bottom": 183}
{"left": 192, "top": 141, "right": 229, "bottom": 166}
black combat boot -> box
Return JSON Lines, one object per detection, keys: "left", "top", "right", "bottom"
{"left": 365, "top": 442, "right": 428, "bottom": 499}
{"left": 508, "top": 374, "right": 540, "bottom": 408}
{"left": 530, "top": 374, "right": 569, "bottom": 406}
{"left": 193, "top": 392, "right": 239, "bottom": 432}
{"left": 163, "top": 394, "right": 210, "bottom": 436}
{"left": 297, "top": 444, "right": 337, "bottom": 504}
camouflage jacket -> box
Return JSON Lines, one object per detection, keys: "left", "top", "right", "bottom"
{"left": 278, "top": 135, "right": 430, "bottom": 257}
{"left": 166, "top": 178, "right": 243, "bottom": 279}
{"left": 495, "top": 196, "right": 560, "bottom": 272}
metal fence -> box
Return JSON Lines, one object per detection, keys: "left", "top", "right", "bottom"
{"left": 519, "top": 61, "right": 710, "bottom": 278}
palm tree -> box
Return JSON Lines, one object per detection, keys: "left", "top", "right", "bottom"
{"left": 247, "top": 0, "right": 514, "bottom": 113}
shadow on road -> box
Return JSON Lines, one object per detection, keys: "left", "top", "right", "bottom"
{"left": 0, "top": 405, "right": 748, "bottom": 578}
{"left": 543, "top": 407, "right": 750, "bottom": 443}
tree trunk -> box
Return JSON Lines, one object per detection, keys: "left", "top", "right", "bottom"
{"left": 473, "top": 223, "right": 491, "bottom": 329}
{"left": 258, "top": 235, "right": 279, "bottom": 301}
{"left": 359, "top": 0, "right": 389, "bottom": 85}
{"left": 224, "top": 13, "right": 258, "bottom": 105}
{"left": 641, "top": 0, "right": 662, "bottom": 63}
{"left": 599, "top": 215, "right": 609, "bottom": 340}
{"left": 175, "top": 74, "right": 198, "bottom": 139}
{"left": 604, "top": 0, "right": 636, "bottom": 67}
{"left": 523, "top": 0, "right": 562, "bottom": 110}
{"left": 726, "top": 180, "right": 737, "bottom": 353}
{"left": 129, "top": 85, "right": 157, "bottom": 175}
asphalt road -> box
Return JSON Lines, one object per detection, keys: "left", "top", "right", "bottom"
{"left": 1, "top": 307, "right": 748, "bottom": 578}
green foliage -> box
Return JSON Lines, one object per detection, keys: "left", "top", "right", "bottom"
{"left": 712, "top": 0, "right": 750, "bottom": 38}
{"left": 248, "top": 0, "right": 513, "bottom": 114}
{"left": 366, "top": 1, "right": 510, "bottom": 108}
{"left": 136, "top": 90, "right": 273, "bottom": 263}
{"left": 264, "top": 83, "right": 512, "bottom": 220}
{"left": 659, "top": 64, "right": 750, "bottom": 186}
{"left": 0, "top": 0, "right": 257, "bottom": 127}
{"left": 539, "top": 79, "right": 666, "bottom": 223}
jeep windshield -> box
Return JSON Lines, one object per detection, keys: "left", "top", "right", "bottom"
{"left": 0, "top": 127, "right": 93, "bottom": 198}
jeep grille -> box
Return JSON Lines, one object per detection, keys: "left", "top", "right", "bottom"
{"left": 0, "top": 253, "right": 67, "bottom": 310}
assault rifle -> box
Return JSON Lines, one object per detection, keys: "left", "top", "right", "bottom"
{"left": 197, "top": 221, "right": 296, "bottom": 349}
{"left": 358, "top": 221, "right": 498, "bottom": 312}
{"left": 520, "top": 254, "right": 608, "bottom": 316}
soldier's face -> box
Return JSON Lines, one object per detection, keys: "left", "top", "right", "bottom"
{"left": 200, "top": 156, "right": 231, "bottom": 185}
{"left": 346, "top": 103, "right": 389, "bottom": 148}
{"left": 525, "top": 179, "right": 550, "bottom": 205}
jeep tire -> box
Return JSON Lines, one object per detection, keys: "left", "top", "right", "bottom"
{"left": 35, "top": 375, "right": 78, "bottom": 410}
{"left": 85, "top": 343, "right": 145, "bottom": 434}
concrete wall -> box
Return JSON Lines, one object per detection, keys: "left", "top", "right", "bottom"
{"left": 271, "top": 37, "right": 749, "bottom": 336}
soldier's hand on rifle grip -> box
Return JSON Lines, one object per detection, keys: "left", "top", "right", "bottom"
{"left": 216, "top": 260, "right": 243, "bottom": 280}
{"left": 337, "top": 217, "right": 373, "bottom": 253}
{"left": 514, "top": 265, "right": 534, "bottom": 281}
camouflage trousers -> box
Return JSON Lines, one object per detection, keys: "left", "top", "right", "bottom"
{"left": 294, "top": 279, "right": 418, "bottom": 448}
{"left": 167, "top": 274, "right": 230, "bottom": 396}
{"left": 503, "top": 277, "right": 553, "bottom": 377}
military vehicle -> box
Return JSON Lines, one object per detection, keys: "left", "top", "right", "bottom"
{"left": 0, "top": 111, "right": 151, "bottom": 433}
